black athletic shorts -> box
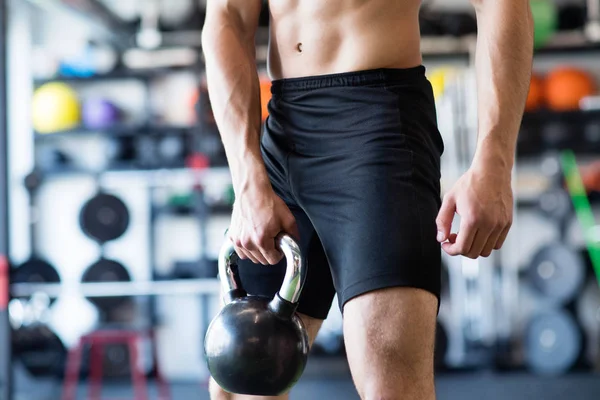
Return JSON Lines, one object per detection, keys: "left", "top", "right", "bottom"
{"left": 236, "top": 66, "right": 444, "bottom": 320}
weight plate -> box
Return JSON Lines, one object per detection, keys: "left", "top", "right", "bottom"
{"left": 538, "top": 188, "right": 571, "bottom": 222}
{"left": 158, "top": 135, "right": 185, "bottom": 162}
{"left": 541, "top": 121, "right": 572, "bottom": 149}
{"left": 80, "top": 193, "right": 130, "bottom": 243}
{"left": 13, "top": 325, "right": 66, "bottom": 378}
{"left": 528, "top": 244, "right": 585, "bottom": 305}
{"left": 12, "top": 259, "right": 60, "bottom": 284}
{"left": 135, "top": 135, "right": 158, "bottom": 168}
{"left": 81, "top": 258, "right": 132, "bottom": 313}
{"left": 102, "top": 343, "right": 131, "bottom": 378}
{"left": 12, "top": 259, "right": 60, "bottom": 305}
{"left": 525, "top": 309, "right": 582, "bottom": 375}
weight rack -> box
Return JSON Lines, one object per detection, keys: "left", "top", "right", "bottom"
{"left": 0, "top": 0, "right": 10, "bottom": 398}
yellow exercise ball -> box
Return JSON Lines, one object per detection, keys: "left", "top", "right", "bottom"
{"left": 428, "top": 67, "right": 457, "bottom": 101}
{"left": 32, "top": 82, "right": 81, "bottom": 133}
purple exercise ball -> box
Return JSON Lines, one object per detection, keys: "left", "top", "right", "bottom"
{"left": 82, "top": 98, "right": 120, "bottom": 129}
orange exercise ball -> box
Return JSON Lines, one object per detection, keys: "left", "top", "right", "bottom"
{"left": 544, "top": 67, "right": 596, "bottom": 111}
{"left": 259, "top": 77, "right": 272, "bottom": 122}
{"left": 526, "top": 74, "right": 544, "bottom": 112}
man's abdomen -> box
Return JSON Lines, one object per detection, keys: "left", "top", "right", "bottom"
{"left": 267, "top": 0, "right": 423, "bottom": 80}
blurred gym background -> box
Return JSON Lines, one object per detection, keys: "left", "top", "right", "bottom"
{"left": 1, "top": 0, "right": 600, "bottom": 399}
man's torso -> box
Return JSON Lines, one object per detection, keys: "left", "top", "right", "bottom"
{"left": 267, "top": 0, "right": 423, "bottom": 80}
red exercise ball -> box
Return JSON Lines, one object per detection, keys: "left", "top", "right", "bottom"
{"left": 544, "top": 67, "right": 596, "bottom": 111}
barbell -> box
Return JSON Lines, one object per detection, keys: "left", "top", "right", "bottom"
{"left": 10, "top": 278, "right": 221, "bottom": 299}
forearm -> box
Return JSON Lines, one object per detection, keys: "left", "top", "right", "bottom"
{"left": 471, "top": 0, "right": 534, "bottom": 173}
{"left": 202, "top": 17, "right": 269, "bottom": 195}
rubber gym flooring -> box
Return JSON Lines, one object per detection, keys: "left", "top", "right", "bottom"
{"left": 14, "top": 359, "right": 600, "bottom": 399}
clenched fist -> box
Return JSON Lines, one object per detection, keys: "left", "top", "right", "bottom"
{"left": 228, "top": 185, "right": 299, "bottom": 265}
{"left": 436, "top": 166, "right": 513, "bottom": 259}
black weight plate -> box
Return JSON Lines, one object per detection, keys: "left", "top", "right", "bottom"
{"left": 102, "top": 343, "right": 131, "bottom": 378}
{"left": 13, "top": 325, "right": 66, "bottom": 378}
{"left": 135, "top": 135, "right": 159, "bottom": 168}
{"left": 81, "top": 258, "right": 131, "bottom": 313}
{"left": 541, "top": 121, "right": 572, "bottom": 149}
{"left": 528, "top": 244, "right": 585, "bottom": 305}
{"left": 538, "top": 188, "right": 572, "bottom": 222}
{"left": 12, "top": 259, "right": 60, "bottom": 284}
{"left": 80, "top": 193, "right": 130, "bottom": 243}
{"left": 12, "top": 259, "right": 60, "bottom": 304}
{"left": 525, "top": 309, "right": 582, "bottom": 375}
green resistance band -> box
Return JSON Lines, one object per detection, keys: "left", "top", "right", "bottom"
{"left": 560, "top": 150, "right": 600, "bottom": 288}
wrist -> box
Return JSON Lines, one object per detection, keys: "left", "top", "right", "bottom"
{"left": 471, "top": 136, "right": 515, "bottom": 177}
{"left": 229, "top": 152, "right": 271, "bottom": 196}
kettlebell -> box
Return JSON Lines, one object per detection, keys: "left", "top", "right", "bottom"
{"left": 204, "top": 234, "right": 309, "bottom": 396}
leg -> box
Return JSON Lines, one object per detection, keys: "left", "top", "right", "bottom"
{"left": 282, "top": 70, "right": 444, "bottom": 399}
{"left": 344, "top": 287, "right": 438, "bottom": 400}
{"left": 209, "top": 312, "right": 324, "bottom": 400}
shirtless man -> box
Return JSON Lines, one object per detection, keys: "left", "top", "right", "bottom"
{"left": 201, "top": 0, "right": 533, "bottom": 399}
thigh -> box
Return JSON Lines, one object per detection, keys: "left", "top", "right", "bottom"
{"left": 343, "top": 287, "right": 438, "bottom": 399}
{"left": 294, "top": 144, "right": 443, "bottom": 312}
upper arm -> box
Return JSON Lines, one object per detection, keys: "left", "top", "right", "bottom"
{"left": 203, "top": 0, "right": 263, "bottom": 45}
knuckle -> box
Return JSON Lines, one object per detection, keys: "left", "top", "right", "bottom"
{"left": 240, "top": 237, "right": 253, "bottom": 249}
{"left": 458, "top": 244, "right": 470, "bottom": 254}
{"left": 255, "top": 225, "right": 269, "bottom": 239}
{"left": 233, "top": 237, "right": 243, "bottom": 248}
{"left": 235, "top": 248, "right": 247, "bottom": 259}
{"left": 462, "top": 215, "right": 477, "bottom": 228}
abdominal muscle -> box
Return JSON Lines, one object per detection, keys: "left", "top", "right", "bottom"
{"left": 267, "top": 0, "right": 424, "bottom": 80}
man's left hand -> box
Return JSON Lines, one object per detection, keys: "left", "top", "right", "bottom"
{"left": 435, "top": 165, "right": 513, "bottom": 259}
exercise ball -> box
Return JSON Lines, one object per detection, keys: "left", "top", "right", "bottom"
{"left": 531, "top": 0, "right": 558, "bottom": 49}
{"left": 82, "top": 98, "right": 120, "bottom": 129}
{"left": 427, "top": 67, "right": 456, "bottom": 101}
{"left": 544, "top": 67, "right": 596, "bottom": 111}
{"left": 259, "top": 77, "right": 271, "bottom": 122}
{"left": 526, "top": 74, "right": 544, "bottom": 112}
{"left": 32, "top": 83, "right": 80, "bottom": 133}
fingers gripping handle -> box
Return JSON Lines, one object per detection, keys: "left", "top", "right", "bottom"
{"left": 218, "top": 234, "right": 306, "bottom": 305}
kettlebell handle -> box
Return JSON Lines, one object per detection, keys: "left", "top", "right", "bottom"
{"left": 218, "top": 234, "right": 305, "bottom": 305}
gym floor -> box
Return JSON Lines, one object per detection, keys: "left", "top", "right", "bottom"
{"left": 16, "top": 373, "right": 600, "bottom": 400}
{"left": 14, "top": 358, "right": 600, "bottom": 400}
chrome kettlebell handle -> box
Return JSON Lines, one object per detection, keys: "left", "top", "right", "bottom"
{"left": 218, "top": 234, "right": 305, "bottom": 305}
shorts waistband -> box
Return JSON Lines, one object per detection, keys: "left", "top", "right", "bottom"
{"left": 270, "top": 66, "right": 426, "bottom": 94}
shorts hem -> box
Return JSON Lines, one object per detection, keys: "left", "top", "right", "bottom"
{"left": 339, "top": 273, "right": 441, "bottom": 315}
{"left": 294, "top": 304, "right": 331, "bottom": 321}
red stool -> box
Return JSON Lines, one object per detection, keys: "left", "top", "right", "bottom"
{"left": 62, "top": 330, "right": 170, "bottom": 400}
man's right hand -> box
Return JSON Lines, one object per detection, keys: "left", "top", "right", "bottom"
{"left": 228, "top": 185, "right": 299, "bottom": 265}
